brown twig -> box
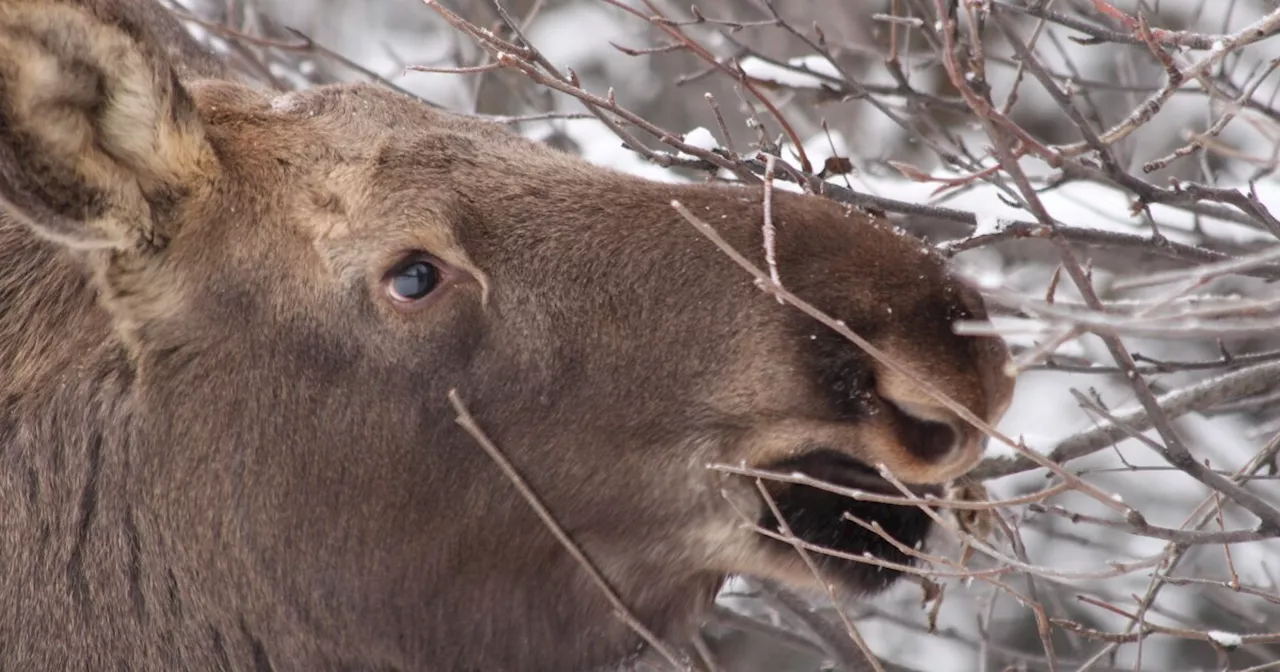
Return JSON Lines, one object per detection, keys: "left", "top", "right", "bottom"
{"left": 447, "top": 390, "right": 692, "bottom": 671}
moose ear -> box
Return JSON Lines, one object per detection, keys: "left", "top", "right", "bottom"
{"left": 0, "top": 1, "right": 215, "bottom": 251}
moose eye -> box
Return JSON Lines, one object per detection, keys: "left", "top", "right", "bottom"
{"left": 385, "top": 257, "right": 441, "bottom": 305}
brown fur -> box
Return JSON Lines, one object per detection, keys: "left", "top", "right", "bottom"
{"left": 0, "top": 1, "right": 1015, "bottom": 670}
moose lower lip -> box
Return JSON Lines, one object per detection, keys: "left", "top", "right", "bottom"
{"left": 753, "top": 447, "right": 937, "bottom": 595}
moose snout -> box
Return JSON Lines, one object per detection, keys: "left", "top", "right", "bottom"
{"left": 777, "top": 334, "right": 987, "bottom": 486}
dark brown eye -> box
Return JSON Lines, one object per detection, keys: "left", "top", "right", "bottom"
{"left": 386, "top": 257, "right": 440, "bottom": 304}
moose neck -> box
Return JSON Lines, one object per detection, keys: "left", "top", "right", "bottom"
{"left": 0, "top": 219, "right": 257, "bottom": 668}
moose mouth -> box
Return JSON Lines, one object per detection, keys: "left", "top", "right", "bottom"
{"left": 755, "top": 449, "right": 936, "bottom": 595}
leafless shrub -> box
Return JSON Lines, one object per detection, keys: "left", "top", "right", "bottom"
{"left": 174, "top": 0, "right": 1280, "bottom": 669}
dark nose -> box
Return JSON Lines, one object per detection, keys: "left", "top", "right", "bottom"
{"left": 886, "top": 402, "right": 961, "bottom": 463}
{"left": 799, "top": 316, "right": 967, "bottom": 467}
{"left": 804, "top": 326, "right": 879, "bottom": 421}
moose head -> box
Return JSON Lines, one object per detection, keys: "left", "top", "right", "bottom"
{"left": 0, "top": 1, "right": 1014, "bottom": 669}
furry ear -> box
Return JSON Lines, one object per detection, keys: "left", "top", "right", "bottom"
{"left": 0, "top": 0, "right": 216, "bottom": 251}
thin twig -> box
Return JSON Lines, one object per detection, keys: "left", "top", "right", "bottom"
{"left": 447, "top": 390, "right": 692, "bottom": 671}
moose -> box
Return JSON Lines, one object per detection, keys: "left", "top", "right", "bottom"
{"left": 0, "top": 0, "right": 1014, "bottom": 669}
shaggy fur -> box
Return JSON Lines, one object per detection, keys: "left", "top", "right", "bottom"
{"left": 0, "top": 1, "right": 1015, "bottom": 670}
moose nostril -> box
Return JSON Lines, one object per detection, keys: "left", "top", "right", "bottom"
{"left": 890, "top": 407, "right": 959, "bottom": 463}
